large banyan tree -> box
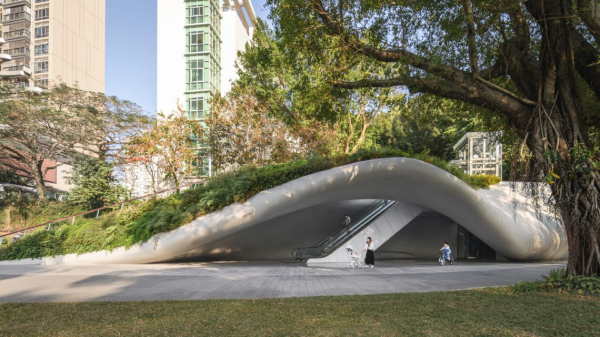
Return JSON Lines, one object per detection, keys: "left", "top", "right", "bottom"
{"left": 266, "top": 0, "right": 600, "bottom": 275}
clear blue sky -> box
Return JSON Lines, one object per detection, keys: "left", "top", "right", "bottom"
{"left": 106, "top": 0, "right": 269, "bottom": 115}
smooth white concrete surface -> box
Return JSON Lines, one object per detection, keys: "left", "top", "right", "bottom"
{"left": 0, "top": 158, "right": 568, "bottom": 266}
{"left": 476, "top": 182, "right": 565, "bottom": 259}
{"left": 307, "top": 202, "right": 423, "bottom": 265}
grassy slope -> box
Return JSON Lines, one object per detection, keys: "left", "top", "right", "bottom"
{"left": 0, "top": 289, "right": 598, "bottom": 336}
{"left": 0, "top": 149, "right": 500, "bottom": 261}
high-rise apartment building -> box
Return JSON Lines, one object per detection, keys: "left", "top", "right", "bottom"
{"left": 157, "top": 0, "right": 256, "bottom": 176}
{"left": 0, "top": 0, "right": 105, "bottom": 92}
{"left": 0, "top": 0, "right": 105, "bottom": 197}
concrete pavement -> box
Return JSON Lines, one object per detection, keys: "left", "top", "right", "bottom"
{"left": 0, "top": 260, "right": 565, "bottom": 303}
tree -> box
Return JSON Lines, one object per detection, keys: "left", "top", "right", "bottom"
{"left": 234, "top": 20, "right": 401, "bottom": 156}
{"left": 0, "top": 165, "right": 33, "bottom": 187}
{"left": 268, "top": 0, "right": 600, "bottom": 275}
{"left": 122, "top": 129, "right": 161, "bottom": 194}
{"left": 205, "top": 90, "right": 338, "bottom": 171}
{"left": 0, "top": 84, "right": 149, "bottom": 201}
{"left": 66, "top": 154, "right": 129, "bottom": 209}
{"left": 126, "top": 105, "right": 203, "bottom": 192}
{"left": 369, "top": 94, "right": 510, "bottom": 161}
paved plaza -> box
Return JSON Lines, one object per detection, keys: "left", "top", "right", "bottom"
{"left": 0, "top": 260, "right": 565, "bottom": 303}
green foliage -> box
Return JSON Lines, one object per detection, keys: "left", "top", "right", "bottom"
{"left": 510, "top": 281, "right": 544, "bottom": 293}
{"left": 0, "top": 150, "right": 493, "bottom": 261}
{"left": 370, "top": 94, "right": 511, "bottom": 161}
{"left": 2, "top": 290, "right": 600, "bottom": 336}
{"left": 0, "top": 167, "right": 32, "bottom": 186}
{"left": 1, "top": 196, "right": 85, "bottom": 231}
{"left": 0, "top": 84, "right": 150, "bottom": 201}
{"left": 507, "top": 268, "right": 600, "bottom": 295}
{"left": 67, "top": 154, "right": 129, "bottom": 209}
{"left": 466, "top": 174, "right": 501, "bottom": 189}
{"left": 542, "top": 268, "right": 600, "bottom": 295}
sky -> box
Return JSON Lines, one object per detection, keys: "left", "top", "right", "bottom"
{"left": 106, "top": 0, "right": 270, "bottom": 116}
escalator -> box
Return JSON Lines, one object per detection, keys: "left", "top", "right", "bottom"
{"left": 291, "top": 199, "right": 398, "bottom": 261}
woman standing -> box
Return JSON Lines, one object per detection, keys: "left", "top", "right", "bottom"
{"left": 363, "top": 237, "right": 375, "bottom": 268}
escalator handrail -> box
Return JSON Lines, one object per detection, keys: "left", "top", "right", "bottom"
{"left": 315, "top": 201, "right": 397, "bottom": 257}
{"left": 293, "top": 199, "right": 397, "bottom": 260}
{"left": 303, "top": 199, "right": 390, "bottom": 249}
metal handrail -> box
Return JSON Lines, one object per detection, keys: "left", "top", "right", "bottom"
{"left": 291, "top": 199, "right": 398, "bottom": 261}
{"left": 0, "top": 180, "right": 205, "bottom": 246}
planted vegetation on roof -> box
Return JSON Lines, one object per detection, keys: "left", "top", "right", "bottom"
{"left": 0, "top": 149, "right": 500, "bottom": 261}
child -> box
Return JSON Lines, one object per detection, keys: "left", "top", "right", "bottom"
{"left": 439, "top": 242, "right": 451, "bottom": 261}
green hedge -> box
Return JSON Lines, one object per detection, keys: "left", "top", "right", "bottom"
{"left": 0, "top": 149, "right": 499, "bottom": 261}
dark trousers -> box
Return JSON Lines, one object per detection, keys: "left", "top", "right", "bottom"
{"left": 365, "top": 250, "right": 375, "bottom": 265}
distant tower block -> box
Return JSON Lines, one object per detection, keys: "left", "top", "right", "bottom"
{"left": 0, "top": 0, "right": 105, "bottom": 92}
{"left": 156, "top": 0, "right": 256, "bottom": 178}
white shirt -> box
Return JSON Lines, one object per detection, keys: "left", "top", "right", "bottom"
{"left": 364, "top": 242, "right": 375, "bottom": 251}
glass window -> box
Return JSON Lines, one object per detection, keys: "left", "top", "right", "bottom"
{"left": 188, "top": 5, "right": 204, "bottom": 24}
{"left": 35, "top": 8, "right": 49, "bottom": 21}
{"left": 188, "top": 98, "right": 204, "bottom": 119}
{"left": 190, "top": 6, "right": 203, "bottom": 18}
{"left": 36, "top": 79, "right": 48, "bottom": 88}
{"left": 35, "top": 26, "right": 49, "bottom": 38}
{"left": 190, "top": 32, "right": 203, "bottom": 52}
{"left": 34, "top": 61, "right": 49, "bottom": 73}
{"left": 190, "top": 60, "right": 203, "bottom": 83}
{"left": 34, "top": 43, "right": 49, "bottom": 55}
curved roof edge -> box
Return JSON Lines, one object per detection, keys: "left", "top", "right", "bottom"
{"left": 2, "top": 158, "right": 568, "bottom": 265}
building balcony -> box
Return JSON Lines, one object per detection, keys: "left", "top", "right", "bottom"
{"left": 5, "top": 47, "right": 30, "bottom": 58}
{"left": 4, "top": 29, "right": 30, "bottom": 41}
{"left": 4, "top": 12, "right": 32, "bottom": 24}
{"left": 8, "top": 81, "right": 30, "bottom": 89}
{"left": 0, "top": 53, "right": 12, "bottom": 61}
{"left": 0, "top": 37, "right": 5, "bottom": 45}
{"left": 2, "top": 64, "right": 31, "bottom": 73}
{"left": 2, "top": 0, "right": 32, "bottom": 7}
{"left": 0, "top": 66, "right": 31, "bottom": 79}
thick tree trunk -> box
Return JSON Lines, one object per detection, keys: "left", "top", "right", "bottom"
{"left": 30, "top": 161, "right": 47, "bottom": 202}
{"left": 524, "top": 0, "right": 600, "bottom": 276}
{"left": 308, "top": 0, "right": 600, "bottom": 275}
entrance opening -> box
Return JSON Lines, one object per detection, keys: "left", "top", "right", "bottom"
{"left": 457, "top": 225, "right": 496, "bottom": 260}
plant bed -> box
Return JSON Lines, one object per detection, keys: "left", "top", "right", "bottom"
{"left": 0, "top": 149, "right": 500, "bottom": 261}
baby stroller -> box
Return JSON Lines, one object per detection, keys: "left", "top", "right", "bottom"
{"left": 346, "top": 245, "right": 363, "bottom": 269}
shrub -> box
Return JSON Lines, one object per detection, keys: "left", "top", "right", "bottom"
{"left": 467, "top": 174, "right": 502, "bottom": 189}
{"left": 542, "top": 268, "right": 600, "bottom": 295}
{"left": 1, "top": 197, "right": 85, "bottom": 232}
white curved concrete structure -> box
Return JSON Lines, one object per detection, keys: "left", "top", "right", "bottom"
{"left": 2, "top": 158, "right": 567, "bottom": 265}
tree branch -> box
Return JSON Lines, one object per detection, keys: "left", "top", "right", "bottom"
{"left": 462, "top": 0, "right": 479, "bottom": 74}
{"left": 578, "top": 0, "right": 600, "bottom": 44}
{"left": 312, "top": 0, "right": 470, "bottom": 85}
{"left": 572, "top": 28, "right": 600, "bottom": 105}
{"left": 333, "top": 76, "right": 532, "bottom": 136}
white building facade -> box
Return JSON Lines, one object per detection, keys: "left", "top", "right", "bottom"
{"left": 156, "top": 0, "right": 255, "bottom": 180}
